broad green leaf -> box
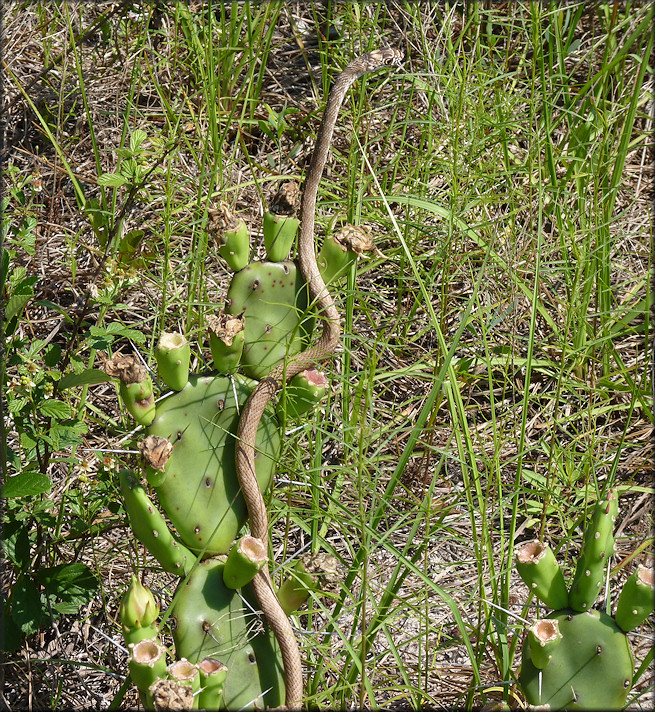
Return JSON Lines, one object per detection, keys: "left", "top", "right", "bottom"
{"left": 59, "top": 369, "right": 111, "bottom": 390}
{"left": 49, "top": 420, "right": 87, "bottom": 449}
{"left": 2, "top": 471, "right": 53, "bottom": 498}
{"left": 37, "top": 400, "right": 72, "bottom": 419}
{"left": 37, "top": 563, "right": 99, "bottom": 606}
{"left": 97, "top": 172, "right": 127, "bottom": 187}
{"left": 11, "top": 577, "right": 44, "bottom": 634}
{"left": 130, "top": 129, "right": 148, "bottom": 152}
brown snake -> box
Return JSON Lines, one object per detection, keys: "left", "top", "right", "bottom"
{"left": 235, "top": 47, "right": 403, "bottom": 709}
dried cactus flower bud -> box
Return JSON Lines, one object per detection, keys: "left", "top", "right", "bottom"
{"left": 149, "top": 677, "right": 194, "bottom": 711}
{"left": 105, "top": 352, "right": 148, "bottom": 384}
{"left": 333, "top": 224, "right": 377, "bottom": 257}
{"left": 139, "top": 435, "right": 173, "bottom": 486}
{"left": 269, "top": 180, "right": 300, "bottom": 216}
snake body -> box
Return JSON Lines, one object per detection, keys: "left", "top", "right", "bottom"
{"left": 235, "top": 47, "right": 403, "bottom": 709}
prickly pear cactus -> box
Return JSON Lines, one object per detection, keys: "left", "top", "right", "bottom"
{"left": 515, "top": 490, "right": 654, "bottom": 710}
{"left": 106, "top": 184, "right": 365, "bottom": 709}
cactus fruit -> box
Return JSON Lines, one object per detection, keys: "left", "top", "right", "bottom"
{"left": 223, "top": 535, "right": 267, "bottom": 590}
{"left": 519, "top": 609, "right": 633, "bottom": 709}
{"left": 155, "top": 332, "right": 190, "bottom": 391}
{"left": 264, "top": 181, "right": 300, "bottom": 262}
{"left": 318, "top": 224, "right": 377, "bottom": 285}
{"left": 105, "top": 354, "right": 156, "bottom": 426}
{"left": 515, "top": 491, "right": 651, "bottom": 710}
{"left": 208, "top": 203, "right": 250, "bottom": 272}
{"left": 172, "top": 558, "right": 285, "bottom": 709}
{"left": 197, "top": 657, "right": 228, "bottom": 708}
{"left": 206, "top": 313, "right": 245, "bottom": 375}
{"left": 277, "top": 368, "right": 328, "bottom": 420}
{"left": 277, "top": 552, "right": 340, "bottom": 615}
{"left": 128, "top": 637, "right": 168, "bottom": 697}
{"left": 515, "top": 540, "right": 569, "bottom": 610}
{"left": 525, "top": 618, "right": 562, "bottom": 670}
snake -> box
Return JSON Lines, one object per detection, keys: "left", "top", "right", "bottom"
{"left": 235, "top": 47, "right": 403, "bottom": 709}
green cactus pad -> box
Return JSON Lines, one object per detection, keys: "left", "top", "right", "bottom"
{"left": 519, "top": 608, "right": 634, "bottom": 709}
{"left": 147, "top": 374, "right": 281, "bottom": 555}
{"left": 569, "top": 497, "right": 617, "bottom": 612}
{"left": 226, "top": 261, "right": 311, "bottom": 379}
{"left": 615, "top": 564, "right": 655, "bottom": 632}
{"left": 263, "top": 212, "right": 299, "bottom": 262}
{"left": 119, "top": 470, "right": 195, "bottom": 576}
{"left": 154, "top": 332, "right": 191, "bottom": 391}
{"left": 515, "top": 540, "right": 569, "bottom": 610}
{"left": 173, "top": 558, "right": 285, "bottom": 709}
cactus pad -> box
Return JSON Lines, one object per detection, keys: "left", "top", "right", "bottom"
{"left": 173, "top": 558, "right": 284, "bottom": 709}
{"left": 519, "top": 608, "right": 634, "bottom": 709}
{"left": 226, "top": 261, "right": 311, "bottom": 379}
{"left": 147, "top": 373, "right": 281, "bottom": 555}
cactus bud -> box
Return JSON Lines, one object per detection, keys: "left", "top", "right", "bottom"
{"left": 120, "top": 575, "right": 159, "bottom": 630}
{"left": 155, "top": 332, "right": 190, "bottom": 391}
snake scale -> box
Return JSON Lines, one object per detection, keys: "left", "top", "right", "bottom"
{"left": 235, "top": 47, "right": 403, "bottom": 709}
